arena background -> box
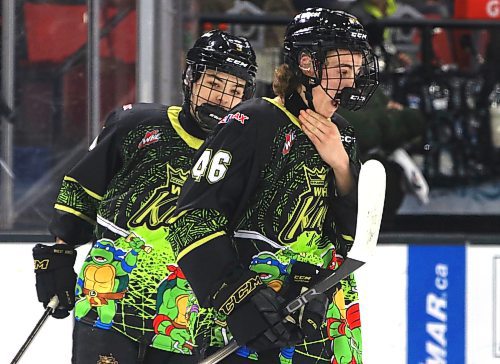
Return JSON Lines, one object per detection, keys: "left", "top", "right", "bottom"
{"left": 1, "top": 1, "right": 500, "bottom": 363}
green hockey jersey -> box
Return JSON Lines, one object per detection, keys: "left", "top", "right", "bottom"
{"left": 169, "top": 94, "right": 364, "bottom": 363}
{"left": 50, "top": 103, "right": 206, "bottom": 354}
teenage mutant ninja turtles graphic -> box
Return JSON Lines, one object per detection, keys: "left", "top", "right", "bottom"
{"left": 75, "top": 234, "right": 147, "bottom": 329}
{"left": 152, "top": 264, "right": 196, "bottom": 354}
{"left": 326, "top": 276, "right": 362, "bottom": 364}
{"left": 288, "top": 230, "right": 329, "bottom": 266}
{"left": 249, "top": 251, "right": 292, "bottom": 292}
{"left": 204, "top": 237, "right": 361, "bottom": 363}
{"left": 246, "top": 245, "right": 361, "bottom": 363}
{"left": 232, "top": 251, "right": 294, "bottom": 362}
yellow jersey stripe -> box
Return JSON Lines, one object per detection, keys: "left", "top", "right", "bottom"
{"left": 168, "top": 106, "right": 204, "bottom": 149}
{"left": 177, "top": 231, "right": 225, "bottom": 262}
{"left": 341, "top": 234, "right": 354, "bottom": 241}
{"left": 262, "top": 97, "right": 301, "bottom": 128}
{"left": 63, "top": 176, "right": 103, "bottom": 201}
{"left": 54, "top": 204, "right": 97, "bottom": 226}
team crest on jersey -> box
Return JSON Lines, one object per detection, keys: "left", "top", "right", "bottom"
{"left": 282, "top": 130, "right": 296, "bottom": 155}
{"left": 219, "top": 112, "right": 249, "bottom": 125}
{"left": 138, "top": 129, "right": 161, "bottom": 149}
{"left": 128, "top": 164, "right": 189, "bottom": 229}
{"left": 279, "top": 166, "right": 328, "bottom": 244}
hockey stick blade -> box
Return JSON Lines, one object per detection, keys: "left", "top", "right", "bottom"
{"left": 200, "top": 159, "right": 386, "bottom": 364}
{"left": 11, "top": 295, "right": 59, "bottom": 364}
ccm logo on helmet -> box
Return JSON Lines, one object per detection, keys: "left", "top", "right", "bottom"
{"left": 350, "top": 95, "right": 366, "bottom": 101}
{"left": 350, "top": 32, "right": 367, "bottom": 40}
{"left": 225, "top": 57, "right": 249, "bottom": 67}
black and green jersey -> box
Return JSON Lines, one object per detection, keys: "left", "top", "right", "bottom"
{"left": 169, "top": 94, "right": 364, "bottom": 362}
{"left": 50, "top": 103, "right": 205, "bottom": 354}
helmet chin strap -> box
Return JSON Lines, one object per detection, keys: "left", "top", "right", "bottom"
{"left": 304, "top": 85, "right": 315, "bottom": 111}
{"left": 298, "top": 68, "right": 320, "bottom": 111}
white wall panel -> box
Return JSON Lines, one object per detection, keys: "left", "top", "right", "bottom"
{"left": 357, "top": 245, "right": 408, "bottom": 364}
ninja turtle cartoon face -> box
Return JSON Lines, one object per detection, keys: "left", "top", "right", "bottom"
{"left": 165, "top": 265, "right": 190, "bottom": 291}
{"left": 90, "top": 239, "right": 118, "bottom": 264}
{"left": 249, "top": 252, "right": 290, "bottom": 292}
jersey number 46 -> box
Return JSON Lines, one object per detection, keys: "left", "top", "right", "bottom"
{"left": 191, "top": 149, "right": 232, "bottom": 184}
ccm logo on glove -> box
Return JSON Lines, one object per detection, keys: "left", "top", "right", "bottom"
{"left": 216, "top": 275, "right": 263, "bottom": 315}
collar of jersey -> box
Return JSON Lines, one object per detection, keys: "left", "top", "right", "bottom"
{"left": 262, "top": 97, "right": 301, "bottom": 129}
{"left": 167, "top": 106, "right": 204, "bottom": 149}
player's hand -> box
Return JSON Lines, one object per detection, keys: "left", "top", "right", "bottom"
{"left": 212, "top": 269, "right": 303, "bottom": 351}
{"left": 32, "top": 243, "right": 77, "bottom": 318}
{"left": 299, "top": 109, "right": 349, "bottom": 171}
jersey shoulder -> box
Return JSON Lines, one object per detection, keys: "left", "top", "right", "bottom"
{"left": 104, "top": 103, "right": 169, "bottom": 131}
{"left": 219, "top": 98, "right": 292, "bottom": 131}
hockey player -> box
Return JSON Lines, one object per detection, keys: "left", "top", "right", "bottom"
{"left": 31, "top": 30, "right": 257, "bottom": 364}
{"left": 168, "top": 8, "right": 379, "bottom": 363}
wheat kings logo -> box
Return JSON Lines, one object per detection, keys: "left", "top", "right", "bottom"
{"left": 129, "top": 164, "right": 189, "bottom": 230}
{"left": 279, "top": 166, "right": 328, "bottom": 244}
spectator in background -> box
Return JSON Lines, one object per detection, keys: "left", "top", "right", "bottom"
{"left": 477, "top": 29, "right": 500, "bottom": 111}
{"left": 349, "top": 0, "right": 398, "bottom": 46}
{"left": 415, "top": 0, "right": 450, "bottom": 18}
{"left": 349, "top": 0, "right": 414, "bottom": 69}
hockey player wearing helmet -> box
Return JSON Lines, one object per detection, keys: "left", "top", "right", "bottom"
{"left": 31, "top": 30, "right": 257, "bottom": 364}
{"left": 168, "top": 8, "right": 378, "bottom": 363}
{"left": 183, "top": 30, "right": 257, "bottom": 132}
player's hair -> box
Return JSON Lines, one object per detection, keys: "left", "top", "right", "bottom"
{"left": 272, "top": 64, "right": 300, "bottom": 98}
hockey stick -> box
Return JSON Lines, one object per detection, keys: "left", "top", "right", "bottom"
{"left": 200, "top": 159, "right": 386, "bottom": 364}
{"left": 10, "top": 295, "right": 59, "bottom": 364}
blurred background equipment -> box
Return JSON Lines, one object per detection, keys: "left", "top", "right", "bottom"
{"left": 2, "top": 0, "right": 500, "bottom": 233}
{"left": 339, "top": 86, "right": 428, "bottom": 227}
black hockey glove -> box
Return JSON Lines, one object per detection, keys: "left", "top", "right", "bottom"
{"left": 212, "top": 269, "right": 303, "bottom": 352}
{"left": 287, "top": 261, "right": 336, "bottom": 338}
{"left": 33, "top": 243, "right": 77, "bottom": 319}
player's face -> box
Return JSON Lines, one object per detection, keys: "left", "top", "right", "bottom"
{"left": 313, "top": 49, "right": 362, "bottom": 117}
{"left": 191, "top": 69, "right": 247, "bottom": 111}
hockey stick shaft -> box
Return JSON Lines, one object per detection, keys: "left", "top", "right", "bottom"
{"left": 200, "top": 160, "right": 386, "bottom": 364}
{"left": 10, "top": 296, "right": 59, "bottom": 364}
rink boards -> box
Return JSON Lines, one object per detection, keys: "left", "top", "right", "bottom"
{"left": 1, "top": 241, "right": 499, "bottom": 364}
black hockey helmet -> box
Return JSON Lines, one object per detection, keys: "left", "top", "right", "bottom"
{"left": 283, "top": 8, "right": 379, "bottom": 111}
{"left": 183, "top": 30, "right": 258, "bottom": 131}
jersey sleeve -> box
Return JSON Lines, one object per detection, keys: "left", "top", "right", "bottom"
{"left": 169, "top": 101, "right": 275, "bottom": 304}
{"left": 49, "top": 107, "right": 127, "bottom": 245}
